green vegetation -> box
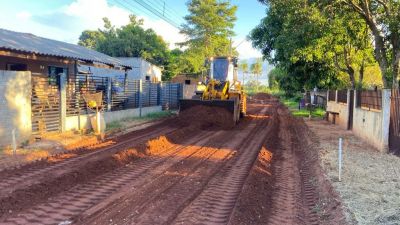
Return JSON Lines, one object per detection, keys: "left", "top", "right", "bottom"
{"left": 251, "top": 0, "right": 400, "bottom": 94}
{"left": 179, "top": 0, "right": 238, "bottom": 74}
{"left": 106, "top": 111, "right": 175, "bottom": 131}
{"left": 282, "top": 97, "right": 325, "bottom": 118}
{"left": 78, "top": 15, "right": 182, "bottom": 80}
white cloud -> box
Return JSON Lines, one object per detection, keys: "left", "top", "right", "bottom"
{"left": 16, "top": 11, "right": 31, "bottom": 20}
{"left": 3, "top": 0, "right": 186, "bottom": 48}
{"left": 138, "top": 15, "right": 185, "bottom": 49}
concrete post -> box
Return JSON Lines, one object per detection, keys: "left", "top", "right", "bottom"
{"left": 59, "top": 72, "right": 67, "bottom": 132}
{"left": 381, "top": 89, "right": 391, "bottom": 152}
{"left": 107, "top": 78, "right": 112, "bottom": 111}
{"left": 139, "top": 79, "right": 143, "bottom": 117}
{"left": 158, "top": 82, "right": 163, "bottom": 107}
{"left": 335, "top": 90, "right": 338, "bottom": 103}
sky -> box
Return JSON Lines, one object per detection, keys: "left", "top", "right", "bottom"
{"left": 0, "top": 0, "right": 267, "bottom": 59}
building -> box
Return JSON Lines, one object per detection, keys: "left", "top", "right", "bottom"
{"left": 118, "top": 57, "right": 162, "bottom": 82}
{"left": 0, "top": 28, "right": 131, "bottom": 145}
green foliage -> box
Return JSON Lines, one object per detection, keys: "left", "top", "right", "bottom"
{"left": 78, "top": 15, "right": 181, "bottom": 80}
{"left": 250, "top": 0, "right": 380, "bottom": 91}
{"left": 179, "top": 0, "right": 237, "bottom": 74}
{"left": 282, "top": 97, "right": 325, "bottom": 118}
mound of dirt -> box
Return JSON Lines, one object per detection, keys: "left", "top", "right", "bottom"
{"left": 252, "top": 93, "right": 272, "bottom": 100}
{"left": 177, "top": 105, "right": 235, "bottom": 130}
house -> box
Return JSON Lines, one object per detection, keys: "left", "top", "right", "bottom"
{"left": 0, "top": 28, "right": 131, "bottom": 145}
{"left": 118, "top": 57, "right": 162, "bottom": 82}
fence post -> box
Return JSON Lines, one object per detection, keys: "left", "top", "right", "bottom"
{"left": 139, "top": 79, "right": 143, "bottom": 117}
{"left": 335, "top": 90, "right": 338, "bottom": 103}
{"left": 158, "top": 82, "right": 163, "bottom": 107}
{"left": 107, "top": 78, "right": 112, "bottom": 111}
{"left": 59, "top": 72, "right": 67, "bottom": 132}
{"left": 381, "top": 89, "right": 391, "bottom": 152}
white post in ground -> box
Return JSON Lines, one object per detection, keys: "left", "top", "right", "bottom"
{"left": 12, "top": 129, "right": 17, "bottom": 156}
{"left": 338, "top": 137, "right": 343, "bottom": 182}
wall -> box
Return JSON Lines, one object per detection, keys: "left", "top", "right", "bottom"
{"left": 65, "top": 106, "right": 162, "bottom": 131}
{"left": 182, "top": 84, "right": 197, "bottom": 99}
{"left": 352, "top": 90, "right": 391, "bottom": 152}
{"left": 0, "top": 56, "right": 74, "bottom": 77}
{"left": 0, "top": 70, "right": 32, "bottom": 146}
{"left": 326, "top": 91, "right": 349, "bottom": 129}
{"left": 118, "top": 57, "right": 162, "bottom": 82}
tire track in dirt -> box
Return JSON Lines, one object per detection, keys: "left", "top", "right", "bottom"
{"left": 91, "top": 106, "right": 265, "bottom": 225}
{"left": 170, "top": 103, "right": 275, "bottom": 225}
{"left": 1, "top": 129, "right": 227, "bottom": 225}
{"left": 0, "top": 125, "right": 177, "bottom": 196}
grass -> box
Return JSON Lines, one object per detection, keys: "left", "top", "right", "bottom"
{"left": 106, "top": 110, "right": 176, "bottom": 131}
{"left": 282, "top": 97, "right": 326, "bottom": 118}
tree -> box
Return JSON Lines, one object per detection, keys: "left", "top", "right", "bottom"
{"left": 329, "top": 1, "right": 400, "bottom": 88}
{"left": 78, "top": 15, "right": 180, "bottom": 80}
{"left": 239, "top": 60, "right": 249, "bottom": 84}
{"left": 251, "top": 0, "right": 378, "bottom": 92}
{"left": 250, "top": 58, "right": 263, "bottom": 92}
{"left": 179, "top": 0, "right": 237, "bottom": 74}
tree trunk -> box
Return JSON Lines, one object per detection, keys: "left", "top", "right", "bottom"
{"left": 392, "top": 50, "right": 400, "bottom": 88}
{"left": 359, "top": 62, "right": 364, "bottom": 89}
{"left": 348, "top": 67, "right": 356, "bottom": 90}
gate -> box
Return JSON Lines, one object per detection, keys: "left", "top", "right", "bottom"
{"left": 348, "top": 90, "right": 354, "bottom": 130}
{"left": 31, "top": 73, "right": 61, "bottom": 134}
{"left": 390, "top": 89, "right": 400, "bottom": 155}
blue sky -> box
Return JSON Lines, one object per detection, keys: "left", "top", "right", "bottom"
{"left": 0, "top": 0, "right": 267, "bottom": 59}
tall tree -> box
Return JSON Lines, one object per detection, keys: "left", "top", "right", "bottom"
{"left": 179, "top": 0, "right": 237, "bottom": 74}
{"left": 330, "top": 0, "right": 400, "bottom": 87}
{"left": 252, "top": 0, "right": 377, "bottom": 91}
{"left": 250, "top": 58, "right": 263, "bottom": 92}
{"left": 239, "top": 60, "right": 249, "bottom": 84}
{"left": 78, "top": 15, "right": 179, "bottom": 80}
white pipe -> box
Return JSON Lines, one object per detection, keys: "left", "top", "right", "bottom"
{"left": 12, "top": 129, "right": 16, "bottom": 156}
{"left": 338, "top": 138, "right": 343, "bottom": 182}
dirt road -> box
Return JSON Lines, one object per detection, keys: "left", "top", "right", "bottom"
{"left": 0, "top": 94, "right": 345, "bottom": 225}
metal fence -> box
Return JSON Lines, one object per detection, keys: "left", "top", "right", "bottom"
{"left": 66, "top": 74, "right": 182, "bottom": 115}
{"left": 110, "top": 79, "right": 140, "bottom": 111}
{"left": 160, "top": 82, "right": 182, "bottom": 110}
{"left": 337, "top": 90, "right": 348, "bottom": 104}
{"left": 357, "top": 90, "right": 382, "bottom": 110}
{"left": 66, "top": 74, "right": 108, "bottom": 116}
{"left": 328, "top": 90, "right": 336, "bottom": 102}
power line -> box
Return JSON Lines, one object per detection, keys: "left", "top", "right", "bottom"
{"left": 128, "top": 0, "right": 181, "bottom": 28}
{"left": 152, "top": 0, "right": 186, "bottom": 24}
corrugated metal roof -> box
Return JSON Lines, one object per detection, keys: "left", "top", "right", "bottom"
{"left": 0, "top": 28, "right": 130, "bottom": 68}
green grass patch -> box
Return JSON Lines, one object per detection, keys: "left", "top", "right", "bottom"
{"left": 106, "top": 110, "right": 176, "bottom": 131}
{"left": 281, "top": 97, "right": 326, "bottom": 118}
{"left": 106, "top": 121, "right": 123, "bottom": 131}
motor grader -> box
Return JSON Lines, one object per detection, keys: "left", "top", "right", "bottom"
{"left": 179, "top": 56, "right": 247, "bottom": 124}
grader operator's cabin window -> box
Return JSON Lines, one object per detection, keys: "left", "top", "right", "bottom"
{"left": 213, "top": 58, "right": 229, "bottom": 81}
{"left": 185, "top": 80, "right": 191, "bottom": 85}
{"left": 48, "top": 66, "right": 67, "bottom": 86}
{"left": 6, "top": 63, "right": 27, "bottom": 71}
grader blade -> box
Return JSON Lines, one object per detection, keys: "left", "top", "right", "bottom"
{"left": 179, "top": 99, "right": 240, "bottom": 124}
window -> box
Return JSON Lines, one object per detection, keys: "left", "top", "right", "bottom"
{"left": 145, "top": 76, "right": 150, "bottom": 81}
{"left": 48, "top": 66, "right": 67, "bottom": 86}
{"left": 6, "top": 63, "right": 27, "bottom": 71}
{"left": 185, "top": 80, "right": 191, "bottom": 85}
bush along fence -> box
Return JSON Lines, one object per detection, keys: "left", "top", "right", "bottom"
{"left": 326, "top": 89, "right": 399, "bottom": 154}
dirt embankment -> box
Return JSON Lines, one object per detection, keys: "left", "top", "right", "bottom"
{"left": 230, "top": 101, "right": 347, "bottom": 225}
{"left": 177, "top": 105, "right": 236, "bottom": 130}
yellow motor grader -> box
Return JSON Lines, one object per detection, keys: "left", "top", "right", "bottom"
{"left": 179, "top": 56, "right": 247, "bottom": 124}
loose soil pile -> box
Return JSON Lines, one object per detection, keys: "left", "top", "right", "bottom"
{"left": 177, "top": 105, "right": 235, "bottom": 130}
